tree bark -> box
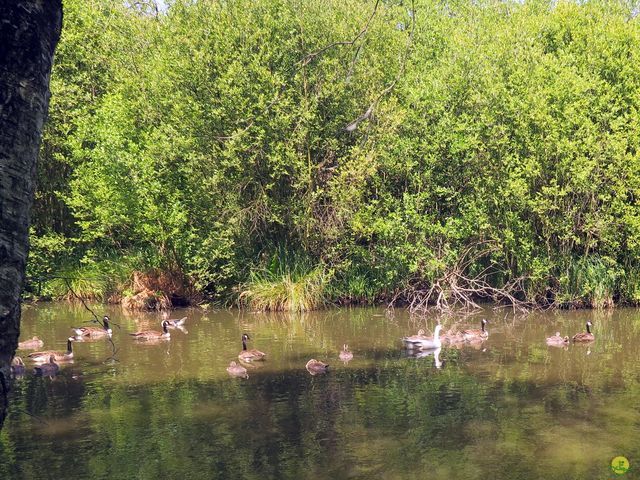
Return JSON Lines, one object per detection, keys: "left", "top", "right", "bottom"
{"left": 0, "top": 0, "right": 62, "bottom": 427}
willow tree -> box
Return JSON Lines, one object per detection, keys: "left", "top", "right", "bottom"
{"left": 0, "top": 0, "right": 62, "bottom": 425}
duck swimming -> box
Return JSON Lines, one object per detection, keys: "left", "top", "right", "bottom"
{"left": 546, "top": 332, "right": 569, "bottom": 346}
{"left": 403, "top": 325, "right": 442, "bottom": 350}
{"left": 306, "top": 359, "right": 329, "bottom": 375}
{"left": 339, "top": 344, "right": 354, "bottom": 362}
{"left": 28, "top": 337, "right": 75, "bottom": 363}
{"left": 73, "top": 315, "right": 112, "bottom": 337}
{"left": 130, "top": 320, "right": 171, "bottom": 340}
{"left": 33, "top": 355, "right": 59, "bottom": 376}
{"left": 461, "top": 319, "right": 488, "bottom": 341}
{"left": 18, "top": 336, "right": 44, "bottom": 350}
{"left": 572, "top": 321, "right": 594, "bottom": 343}
{"left": 238, "top": 334, "right": 266, "bottom": 362}
{"left": 226, "top": 361, "right": 248, "bottom": 378}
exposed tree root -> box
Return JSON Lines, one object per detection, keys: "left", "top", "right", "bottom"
{"left": 391, "top": 241, "right": 538, "bottom": 314}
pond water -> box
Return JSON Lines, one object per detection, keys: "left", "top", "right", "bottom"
{"left": 1, "top": 304, "right": 639, "bottom": 479}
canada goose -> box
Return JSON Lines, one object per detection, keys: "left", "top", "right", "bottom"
{"left": 238, "top": 334, "right": 266, "bottom": 362}
{"left": 402, "top": 329, "right": 428, "bottom": 348}
{"left": 404, "top": 325, "right": 442, "bottom": 350}
{"left": 130, "top": 320, "right": 171, "bottom": 340}
{"left": 572, "top": 321, "right": 594, "bottom": 343}
{"left": 73, "top": 315, "right": 112, "bottom": 337}
{"left": 33, "top": 355, "right": 59, "bottom": 376}
{"left": 28, "top": 337, "right": 74, "bottom": 363}
{"left": 339, "top": 344, "right": 353, "bottom": 362}
{"left": 226, "top": 361, "right": 248, "bottom": 378}
{"left": 546, "top": 332, "right": 569, "bottom": 346}
{"left": 306, "top": 359, "right": 329, "bottom": 375}
{"left": 11, "top": 356, "right": 26, "bottom": 375}
{"left": 18, "top": 336, "right": 44, "bottom": 350}
{"left": 461, "top": 319, "right": 488, "bottom": 340}
{"left": 165, "top": 317, "right": 187, "bottom": 328}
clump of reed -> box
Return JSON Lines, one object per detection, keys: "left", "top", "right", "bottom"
{"left": 557, "top": 256, "right": 619, "bottom": 308}
{"left": 239, "top": 249, "right": 329, "bottom": 312}
{"left": 45, "top": 260, "right": 131, "bottom": 302}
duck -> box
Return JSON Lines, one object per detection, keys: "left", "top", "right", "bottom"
{"left": 401, "top": 329, "right": 429, "bottom": 348}
{"left": 165, "top": 316, "right": 187, "bottom": 328}
{"left": 33, "top": 355, "right": 59, "bottom": 376}
{"left": 226, "top": 361, "right": 248, "bottom": 378}
{"left": 461, "top": 319, "right": 489, "bottom": 341}
{"left": 129, "top": 320, "right": 171, "bottom": 340}
{"left": 73, "top": 315, "right": 112, "bottom": 337}
{"left": 572, "top": 321, "right": 594, "bottom": 343}
{"left": 18, "top": 336, "right": 44, "bottom": 350}
{"left": 306, "top": 359, "right": 329, "bottom": 375}
{"left": 28, "top": 337, "right": 75, "bottom": 363}
{"left": 404, "top": 325, "right": 442, "bottom": 350}
{"left": 11, "top": 356, "right": 26, "bottom": 375}
{"left": 339, "top": 344, "right": 353, "bottom": 362}
{"left": 546, "top": 332, "right": 570, "bottom": 346}
{"left": 238, "top": 334, "right": 266, "bottom": 362}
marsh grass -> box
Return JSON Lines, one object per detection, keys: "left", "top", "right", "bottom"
{"left": 239, "top": 250, "right": 329, "bottom": 312}
{"left": 557, "top": 257, "right": 619, "bottom": 308}
{"left": 46, "top": 260, "right": 132, "bottom": 302}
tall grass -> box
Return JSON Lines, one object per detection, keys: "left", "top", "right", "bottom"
{"left": 239, "top": 249, "right": 329, "bottom": 312}
{"left": 619, "top": 267, "right": 640, "bottom": 306}
{"left": 327, "top": 267, "right": 385, "bottom": 305}
{"left": 557, "top": 256, "right": 619, "bottom": 308}
{"left": 45, "top": 259, "right": 133, "bottom": 302}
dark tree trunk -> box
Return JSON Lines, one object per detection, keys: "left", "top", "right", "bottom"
{"left": 0, "top": 0, "right": 62, "bottom": 427}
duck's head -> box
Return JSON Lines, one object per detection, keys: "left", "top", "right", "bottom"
{"left": 242, "top": 333, "right": 250, "bottom": 341}
{"left": 482, "top": 319, "right": 488, "bottom": 325}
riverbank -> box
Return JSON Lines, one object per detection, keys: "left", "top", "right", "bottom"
{"left": 25, "top": 254, "right": 640, "bottom": 312}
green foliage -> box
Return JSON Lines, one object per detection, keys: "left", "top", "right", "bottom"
{"left": 557, "top": 256, "right": 621, "bottom": 308}
{"left": 239, "top": 249, "right": 329, "bottom": 311}
{"left": 31, "top": 0, "right": 640, "bottom": 308}
{"left": 42, "top": 255, "right": 139, "bottom": 301}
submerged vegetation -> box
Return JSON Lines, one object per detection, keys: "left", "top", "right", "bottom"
{"left": 29, "top": 0, "right": 640, "bottom": 310}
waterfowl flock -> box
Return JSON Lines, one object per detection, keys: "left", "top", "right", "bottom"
{"left": 10, "top": 314, "right": 596, "bottom": 379}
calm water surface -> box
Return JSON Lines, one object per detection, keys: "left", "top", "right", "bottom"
{"left": 2, "top": 304, "right": 640, "bottom": 479}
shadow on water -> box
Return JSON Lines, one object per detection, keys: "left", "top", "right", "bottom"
{"left": 2, "top": 304, "right": 640, "bottom": 479}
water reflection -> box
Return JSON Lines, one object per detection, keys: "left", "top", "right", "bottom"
{"left": 1, "top": 305, "right": 639, "bottom": 479}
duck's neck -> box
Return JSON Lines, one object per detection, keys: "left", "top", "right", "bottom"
{"left": 162, "top": 323, "right": 168, "bottom": 334}
{"left": 586, "top": 323, "right": 591, "bottom": 334}
{"left": 67, "top": 339, "right": 72, "bottom": 353}
{"left": 242, "top": 339, "right": 247, "bottom": 351}
{"left": 104, "top": 320, "right": 110, "bottom": 331}
{"left": 481, "top": 322, "right": 485, "bottom": 333}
